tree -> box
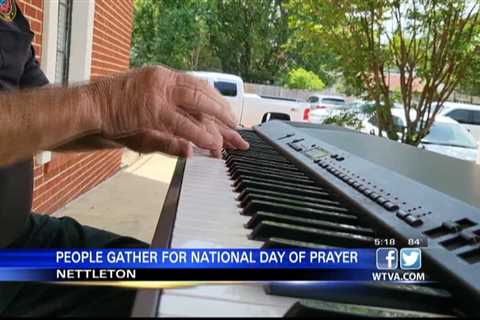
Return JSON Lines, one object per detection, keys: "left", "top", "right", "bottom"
{"left": 281, "top": 68, "right": 325, "bottom": 90}
{"left": 289, "top": 0, "right": 480, "bottom": 145}
{"left": 206, "top": 0, "right": 291, "bottom": 83}
{"left": 457, "top": 22, "right": 480, "bottom": 96}
{"left": 131, "top": 0, "right": 217, "bottom": 70}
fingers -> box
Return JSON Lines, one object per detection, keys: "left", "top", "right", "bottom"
{"left": 203, "top": 117, "right": 224, "bottom": 159}
{"left": 172, "top": 73, "right": 237, "bottom": 128}
{"left": 172, "top": 112, "right": 223, "bottom": 151}
{"left": 217, "top": 123, "right": 250, "bottom": 151}
{"left": 115, "top": 130, "right": 193, "bottom": 158}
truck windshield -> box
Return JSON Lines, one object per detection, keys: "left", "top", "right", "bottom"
{"left": 422, "top": 122, "right": 477, "bottom": 149}
{"left": 214, "top": 81, "right": 237, "bottom": 97}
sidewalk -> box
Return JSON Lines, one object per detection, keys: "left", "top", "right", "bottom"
{"left": 53, "top": 151, "right": 178, "bottom": 243}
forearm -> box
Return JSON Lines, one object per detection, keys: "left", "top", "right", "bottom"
{"left": 0, "top": 84, "right": 101, "bottom": 166}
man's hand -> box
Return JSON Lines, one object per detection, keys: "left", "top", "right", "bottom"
{"left": 90, "top": 66, "right": 249, "bottom": 158}
{"left": 0, "top": 65, "right": 249, "bottom": 166}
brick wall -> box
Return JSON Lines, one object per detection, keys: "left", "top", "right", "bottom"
{"left": 17, "top": 0, "right": 134, "bottom": 214}
{"left": 91, "top": 0, "right": 133, "bottom": 78}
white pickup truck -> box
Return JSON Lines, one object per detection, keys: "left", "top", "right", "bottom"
{"left": 190, "top": 71, "right": 308, "bottom": 127}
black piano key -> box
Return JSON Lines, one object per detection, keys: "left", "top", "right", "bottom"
{"left": 227, "top": 160, "right": 301, "bottom": 173}
{"left": 248, "top": 221, "right": 374, "bottom": 247}
{"left": 226, "top": 150, "right": 286, "bottom": 160}
{"left": 241, "top": 200, "right": 358, "bottom": 224}
{"left": 234, "top": 180, "right": 330, "bottom": 199}
{"left": 240, "top": 194, "right": 350, "bottom": 215}
{"left": 228, "top": 163, "right": 305, "bottom": 177}
{"left": 246, "top": 212, "right": 374, "bottom": 237}
{"left": 231, "top": 170, "right": 315, "bottom": 185}
{"left": 236, "top": 188, "right": 341, "bottom": 207}
{"left": 226, "top": 157, "right": 297, "bottom": 170}
{"left": 225, "top": 153, "right": 291, "bottom": 164}
{"left": 233, "top": 177, "right": 325, "bottom": 193}
{"left": 261, "top": 237, "right": 336, "bottom": 249}
{"left": 228, "top": 149, "right": 279, "bottom": 156}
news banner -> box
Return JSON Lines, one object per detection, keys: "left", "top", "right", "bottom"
{"left": 0, "top": 247, "right": 426, "bottom": 283}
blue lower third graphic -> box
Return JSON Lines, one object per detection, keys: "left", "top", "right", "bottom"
{"left": 376, "top": 248, "right": 398, "bottom": 270}
{"left": 400, "top": 248, "right": 422, "bottom": 270}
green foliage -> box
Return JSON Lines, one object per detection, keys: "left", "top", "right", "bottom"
{"left": 288, "top": 0, "right": 480, "bottom": 145}
{"left": 131, "top": 0, "right": 218, "bottom": 70}
{"left": 281, "top": 68, "right": 325, "bottom": 91}
{"left": 322, "top": 111, "right": 364, "bottom": 130}
{"left": 131, "top": 0, "right": 335, "bottom": 85}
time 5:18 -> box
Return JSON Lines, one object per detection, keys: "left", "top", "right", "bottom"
{"left": 374, "top": 238, "right": 396, "bottom": 246}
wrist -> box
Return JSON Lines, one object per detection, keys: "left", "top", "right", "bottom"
{"left": 83, "top": 78, "right": 111, "bottom": 134}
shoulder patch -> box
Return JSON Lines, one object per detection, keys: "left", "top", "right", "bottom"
{"left": 0, "top": 0, "right": 17, "bottom": 23}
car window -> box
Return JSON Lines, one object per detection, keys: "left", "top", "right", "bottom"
{"left": 472, "top": 111, "right": 480, "bottom": 125}
{"left": 368, "top": 116, "right": 377, "bottom": 126}
{"left": 392, "top": 115, "right": 405, "bottom": 128}
{"left": 214, "top": 81, "right": 237, "bottom": 97}
{"left": 446, "top": 109, "right": 472, "bottom": 124}
{"left": 321, "top": 98, "right": 345, "bottom": 106}
{"left": 307, "top": 96, "right": 319, "bottom": 103}
{"left": 423, "top": 122, "right": 477, "bottom": 149}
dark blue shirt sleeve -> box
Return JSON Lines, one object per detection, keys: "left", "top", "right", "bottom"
{"left": 19, "top": 46, "right": 49, "bottom": 89}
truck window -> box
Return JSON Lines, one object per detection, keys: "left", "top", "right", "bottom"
{"left": 214, "top": 81, "right": 237, "bottom": 97}
{"left": 472, "top": 110, "right": 480, "bottom": 125}
{"left": 446, "top": 109, "right": 472, "bottom": 124}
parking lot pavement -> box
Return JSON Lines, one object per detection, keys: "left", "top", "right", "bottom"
{"left": 53, "top": 151, "right": 178, "bottom": 243}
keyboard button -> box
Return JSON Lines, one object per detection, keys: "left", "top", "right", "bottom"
{"left": 369, "top": 192, "right": 380, "bottom": 200}
{"left": 383, "top": 202, "right": 399, "bottom": 211}
{"left": 363, "top": 189, "right": 373, "bottom": 196}
{"left": 404, "top": 215, "right": 423, "bottom": 227}
{"left": 396, "top": 210, "right": 409, "bottom": 219}
{"left": 376, "top": 197, "right": 387, "bottom": 205}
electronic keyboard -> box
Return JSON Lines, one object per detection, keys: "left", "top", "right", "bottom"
{"left": 132, "top": 121, "right": 480, "bottom": 317}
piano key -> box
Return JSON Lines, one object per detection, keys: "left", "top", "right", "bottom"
{"left": 236, "top": 188, "right": 341, "bottom": 207}
{"left": 224, "top": 153, "right": 292, "bottom": 164}
{"left": 227, "top": 149, "right": 280, "bottom": 156}
{"left": 245, "top": 211, "right": 374, "bottom": 236}
{"left": 160, "top": 290, "right": 295, "bottom": 317}
{"left": 241, "top": 200, "right": 359, "bottom": 224}
{"left": 239, "top": 194, "right": 351, "bottom": 215}
{"left": 226, "top": 156, "right": 297, "bottom": 170}
{"left": 231, "top": 169, "right": 315, "bottom": 185}
{"left": 261, "top": 237, "right": 337, "bottom": 249}
{"left": 226, "top": 152, "right": 288, "bottom": 162}
{"left": 234, "top": 178, "right": 327, "bottom": 195}
{"left": 228, "top": 163, "right": 306, "bottom": 177}
{"left": 248, "top": 221, "right": 374, "bottom": 247}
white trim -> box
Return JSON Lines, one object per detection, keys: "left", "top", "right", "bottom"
{"left": 68, "top": 0, "right": 96, "bottom": 82}
{"left": 37, "top": 0, "right": 60, "bottom": 165}
{"left": 40, "top": 0, "right": 59, "bottom": 83}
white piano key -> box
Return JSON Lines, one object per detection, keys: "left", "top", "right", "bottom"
{"left": 159, "top": 152, "right": 296, "bottom": 316}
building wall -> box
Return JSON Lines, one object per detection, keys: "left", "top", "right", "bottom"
{"left": 17, "top": 0, "right": 134, "bottom": 214}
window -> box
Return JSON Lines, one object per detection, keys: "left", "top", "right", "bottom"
{"left": 321, "top": 98, "right": 345, "bottom": 106}
{"left": 55, "top": 0, "right": 73, "bottom": 85}
{"left": 214, "top": 81, "right": 237, "bottom": 97}
{"left": 446, "top": 109, "right": 472, "bottom": 124}
{"left": 423, "top": 122, "right": 477, "bottom": 149}
{"left": 307, "top": 96, "right": 319, "bottom": 103}
{"left": 472, "top": 111, "right": 480, "bottom": 125}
